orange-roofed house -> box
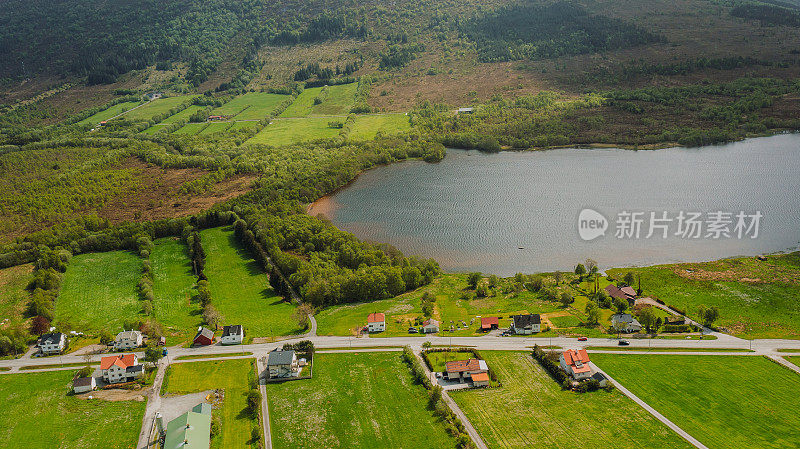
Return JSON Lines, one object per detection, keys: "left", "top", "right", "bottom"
{"left": 559, "top": 349, "right": 592, "bottom": 380}
{"left": 480, "top": 317, "right": 500, "bottom": 331}
{"left": 100, "top": 353, "right": 144, "bottom": 384}
{"left": 367, "top": 312, "right": 385, "bottom": 333}
{"left": 445, "top": 358, "right": 489, "bottom": 382}
{"left": 471, "top": 372, "right": 490, "bottom": 387}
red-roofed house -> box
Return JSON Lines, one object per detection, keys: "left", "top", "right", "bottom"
{"left": 559, "top": 349, "right": 592, "bottom": 380}
{"left": 605, "top": 284, "right": 637, "bottom": 307}
{"left": 367, "top": 313, "right": 385, "bottom": 333}
{"left": 193, "top": 327, "right": 215, "bottom": 346}
{"left": 480, "top": 317, "right": 499, "bottom": 331}
{"left": 100, "top": 354, "right": 144, "bottom": 384}
{"left": 471, "top": 372, "right": 490, "bottom": 387}
{"left": 445, "top": 358, "right": 489, "bottom": 382}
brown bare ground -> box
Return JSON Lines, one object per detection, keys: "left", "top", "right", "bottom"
{"left": 77, "top": 388, "right": 147, "bottom": 402}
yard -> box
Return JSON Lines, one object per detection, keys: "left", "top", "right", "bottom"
{"left": 247, "top": 117, "right": 341, "bottom": 146}
{"left": 348, "top": 114, "right": 411, "bottom": 140}
{"left": 279, "top": 84, "right": 357, "bottom": 117}
{"left": 151, "top": 238, "right": 201, "bottom": 345}
{"left": 55, "top": 251, "right": 142, "bottom": 332}
{"left": 0, "top": 370, "right": 145, "bottom": 448}
{"left": 607, "top": 252, "right": 800, "bottom": 339}
{"left": 592, "top": 354, "right": 800, "bottom": 449}
{"left": 424, "top": 350, "right": 475, "bottom": 372}
{"left": 450, "top": 351, "right": 692, "bottom": 449}
{"left": 200, "top": 227, "right": 301, "bottom": 338}
{"left": 266, "top": 351, "right": 457, "bottom": 449}
{"left": 0, "top": 263, "right": 33, "bottom": 329}
{"left": 77, "top": 101, "right": 141, "bottom": 126}
{"left": 163, "top": 359, "right": 260, "bottom": 449}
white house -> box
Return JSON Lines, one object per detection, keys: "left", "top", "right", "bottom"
{"left": 444, "top": 358, "right": 489, "bottom": 382}
{"left": 367, "top": 313, "right": 386, "bottom": 333}
{"left": 39, "top": 333, "right": 67, "bottom": 355}
{"left": 100, "top": 354, "right": 144, "bottom": 384}
{"left": 73, "top": 377, "right": 96, "bottom": 394}
{"left": 612, "top": 314, "right": 643, "bottom": 333}
{"left": 559, "top": 349, "right": 593, "bottom": 380}
{"left": 221, "top": 325, "right": 244, "bottom": 345}
{"left": 267, "top": 349, "right": 300, "bottom": 378}
{"left": 114, "top": 330, "right": 143, "bottom": 350}
{"left": 512, "top": 314, "right": 541, "bottom": 335}
{"left": 422, "top": 319, "right": 439, "bottom": 334}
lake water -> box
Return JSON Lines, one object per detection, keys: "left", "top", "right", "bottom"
{"left": 309, "top": 134, "right": 800, "bottom": 275}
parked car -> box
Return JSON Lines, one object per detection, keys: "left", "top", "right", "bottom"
{"left": 408, "top": 327, "right": 418, "bottom": 334}
{"left": 578, "top": 336, "right": 588, "bottom": 341}
{"left": 618, "top": 340, "right": 630, "bottom": 346}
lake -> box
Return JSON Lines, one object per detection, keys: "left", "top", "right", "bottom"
{"left": 309, "top": 134, "right": 800, "bottom": 275}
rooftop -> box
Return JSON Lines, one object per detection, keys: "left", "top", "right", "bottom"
{"left": 267, "top": 349, "right": 296, "bottom": 366}
{"left": 367, "top": 312, "right": 385, "bottom": 323}
{"left": 100, "top": 354, "right": 137, "bottom": 370}
{"left": 445, "top": 358, "right": 482, "bottom": 373}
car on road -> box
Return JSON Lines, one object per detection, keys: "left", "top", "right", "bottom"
{"left": 408, "top": 327, "right": 418, "bottom": 334}
{"left": 618, "top": 340, "right": 630, "bottom": 346}
{"left": 577, "top": 336, "right": 588, "bottom": 341}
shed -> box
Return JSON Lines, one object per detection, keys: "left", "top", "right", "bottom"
{"left": 73, "top": 377, "right": 96, "bottom": 394}
{"left": 193, "top": 327, "right": 214, "bottom": 346}
{"left": 480, "top": 317, "right": 500, "bottom": 331}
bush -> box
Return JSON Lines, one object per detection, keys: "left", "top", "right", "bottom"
{"left": 532, "top": 345, "right": 569, "bottom": 387}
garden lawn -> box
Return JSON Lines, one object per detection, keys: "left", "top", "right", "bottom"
{"left": 348, "top": 114, "right": 411, "bottom": 140}
{"left": 450, "top": 351, "right": 692, "bottom": 449}
{"left": 247, "top": 117, "right": 340, "bottom": 146}
{"left": 164, "top": 359, "right": 259, "bottom": 449}
{"left": 424, "top": 350, "right": 474, "bottom": 372}
{"left": 0, "top": 370, "right": 145, "bottom": 449}
{"left": 0, "top": 263, "right": 32, "bottom": 328}
{"left": 122, "top": 95, "right": 198, "bottom": 121}
{"left": 151, "top": 238, "right": 201, "bottom": 345}
{"left": 55, "top": 251, "right": 142, "bottom": 332}
{"left": 608, "top": 252, "right": 800, "bottom": 338}
{"left": 266, "top": 351, "right": 457, "bottom": 449}
{"left": 77, "top": 101, "right": 141, "bottom": 125}
{"left": 592, "top": 354, "right": 800, "bottom": 449}
{"left": 201, "top": 227, "right": 300, "bottom": 337}
{"left": 210, "top": 92, "right": 289, "bottom": 120}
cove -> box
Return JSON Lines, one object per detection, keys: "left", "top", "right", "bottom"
{"left": 309, "top": 134, "right": 800, "bottom": 276}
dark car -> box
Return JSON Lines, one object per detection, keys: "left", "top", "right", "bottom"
{"left": 618, "top": 340, "right": 630, "bottom": 346}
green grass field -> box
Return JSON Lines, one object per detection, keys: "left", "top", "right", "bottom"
{"left": 140, "top": 124, "right": 169, "bottom": 135}
{"left": 348, "top": 114, "right": 411, "bottom": 140}
{"left": 164, "top": 359, "right": 259, "bottom": 449}
{"left": 201, "top": 227, "right": 300, "bottom": 337}
{"left": 230, "top": 121, "right": 258, "bottom": 131}
{"left": 160, "top": 105, "right": 205, "bottom": 124}
{"left": 122, "top": 95, "right": 198, "bottom": 121}
{"left": 55, "top": 251, "right": 142, "bottom": 332}
{"left": 592, "top": 354, "right": 800, "bottom": 449}
{"left": 174, "top": 122, "right": 208, "bottom": 135}
{"left": 0, "top": 263, "right": 32, "bottom": 328}
{"left": 787, "top": 357, "right": 800, "bottom": 367}
{"left": 266, "top": 352, "right": 457, "bottom": 449}
{"left": 77, "top": 101, "right": 142, "bottom": 126}
{"left": 608, "top": 253, "right": 800, "bottom": 339}
{"left": 279, "top": 84, "right": 356, "bottom": 117}
{"left": 450, "top": 351, "right": 692, "bottom": 449}
{"left": 0, "top": 370, "right": 145, "bottom": 448}
{"left": 199, "top": 122, "right": 233, "bottom": 135}
{"left": 248, "top": 117, "right": 340, "bottom": 146}
{"left": 210, "top": 92, "right": 289, "bottom": 120}
{"left": 151, "top": 238, "right": 201, "bottom": 345}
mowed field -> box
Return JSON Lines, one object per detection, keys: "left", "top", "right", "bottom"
{"left": 200, "top": 227, "right": 300, "bottom": 337}
{"left": 151, "top": 237, "right": 201, "bottom": 345}
{"left": 0, "top": 263, "right": 33, "bottom": 328}
{"left": 0, "top": 370, "right": 145, "bottom": 448}
{"left": 122, "top": 95, "right": 198, "bottom": 121}
{"left": 592, "top": 354, "right": 800, "bottom": 449}
{"left": 348, "top": 114, "right": 411, "bottom": 140}
{"left": 164, "top": 359, "right": 260, "bottom": 449}
{"left": 266, "top": 352, "right": 457, "bottom": 449}
{"left": 55, "top": 251, "right": 142, "bottom": 332}
{"left": 160, "top": 105, "right": 205, "bottom": 124}
{"left": 174, "top": 122, "right": 207, "bottom": 135}
{"left": 209, "top": 92, "right": 289, "bottom": 120}
{"left": 248, "top": 117, "right": 341, "bottom": 146}
{"left": 450, "top": 351, "right": 692, "bottom": 449}
{"left": 77, "top": 101, "right": 141, "bottom": 126}
{"left": 279, "top": 84, "right": 356, "bottom": 117}
{"left": 608, "top": 252, "right": 800, "bottom": 339}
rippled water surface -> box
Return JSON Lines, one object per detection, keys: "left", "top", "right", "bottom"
{"left": 310, "top": 134, "right": 800, "bottom": 275}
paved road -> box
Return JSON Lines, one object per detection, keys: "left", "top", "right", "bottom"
{"left": 256, "top": 355, "right": 273, "bottom": 449}
{"left": 589, "top": 362, "right": 710, "bottom": 449}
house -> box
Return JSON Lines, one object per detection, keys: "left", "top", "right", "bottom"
{"left": 193, "top": 327, "right": 215, "bottom": 346}
{"left": 160, "top": 403, "right": 212, "bottom": 449}
{"left": 367, "top": 313, "right": 386, "bottom": 333}
{"left": 114, "top": 330, "right": 143, "bottom": 350}
{"left": 559, "top": 349, "right": 593, "bottom": 380}
{"left": 444, "top": 358, "right": 489, "bottom": 382}
{"left": 512, "top": 314, "right": 541, "bottom": 334}
{"left": 605, "top": 284, "right": 636, "bottom": 307}
{"left": 480, "top": 317, "right": 499, "bottom": 331}
{"left": 267, "top": 349, "right": 300, "bottom": 378}
{"left": 422, "top": 319, "right": 439, "bottom": 334}
{"left": 73, "top": 377, "right": 96, "bottom": 394}
{"left": 39, "top": 333, "right": 66, "bottom": 355}
{"left": 100, "top": 354, "right": 144, "bottom": 384}
{"left": 145, "top": 92, "right": 163, "bottom": 101}
{"left": 591, "top": 372, "right": 609, "bottom": 388}
{"left": 471, "top": 372, "right": 490, "bottom": 387}
{"left": 611, "top": 314, "right": 643, "bottom": 333}
{"left": 221, "top": 325, "right": 244, "bottom": 345}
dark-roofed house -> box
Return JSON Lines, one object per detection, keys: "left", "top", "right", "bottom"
{"left": 444, "top": 358, "right": 489, "bottom": 382}
{"left": 480, "top": 317, "right": 499, "bottom": 331}
{"left": 221, "top": 325, "right": 244, "bottom": 345}
{"left": 193, "top": 327, "right": 214, "bottom": 346}
{"left": 73, "top": 377, "right": 95, "bottom": 394}
{"left": 267, "top": 349, "right": 300, "bottom": 378}
{"left": 605, "top": 284, "right": 636, "bottom": 307}
{"left": 39, "top": 333, "right": 67, "bottom": 355}
{"left": 512, "top": 314, "right": 541, "bottom": 334}
{"left": 611, "top": 313, "right": 643, "bottom": 333}
{"left": 591, "top": 372, "right": 609, "bottom": 388}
